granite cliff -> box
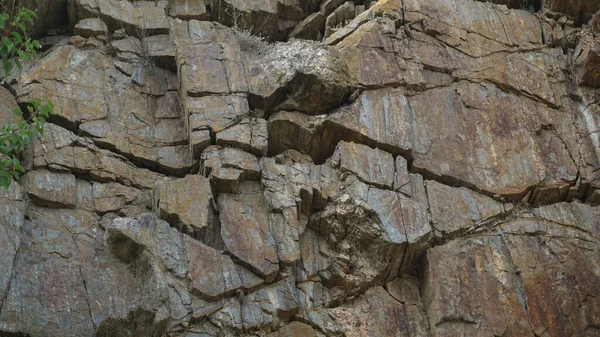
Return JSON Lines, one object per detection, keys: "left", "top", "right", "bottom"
{"left": 1, "top": 0, "right": 600, "bottom": 336}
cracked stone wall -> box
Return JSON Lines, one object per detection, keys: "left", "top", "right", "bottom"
{"left": 1, "top": 0, "right": 600, "bottom": 336}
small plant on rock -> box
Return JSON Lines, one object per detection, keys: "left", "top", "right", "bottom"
{"left": 0, "top": 7, "right": 53, "bottom": 189}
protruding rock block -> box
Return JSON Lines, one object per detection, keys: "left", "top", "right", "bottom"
{"left": 156, "top": 175, "right": 215, "bottom": 235}
{"left": 74, "top": 18, "right": 108, "bottom": 38}
{"left": 426, "top": 180, "right": 505, "bottom": 238}
{"left": 24, "top": 170, "right": 77, "bottom": 208}
{"left": 288, "top": 12, "right": 325, "bottom": 40}
{"left": 216, "top": 118, "right": 268, "bottom": 156}
{"left": 573, "top": 35, "right": 600, "bottom": 88}
{"left": 218, "top": 182, "right": 279, "bottom": 281}
{"left": 332, "top": 141, "right": 395, "bottom": 189}
{"left": 184, "top": 235, "right": 243, "bottom": 300}
{"left": 168, "top": 0, "right": 210, "bottom": 20}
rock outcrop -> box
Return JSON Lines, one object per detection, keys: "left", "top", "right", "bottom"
{"left": 1, "top": 0, "right": 600, "bottom": 336}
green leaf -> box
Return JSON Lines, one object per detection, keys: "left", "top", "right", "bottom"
{"left": 16, "top": 22, "right": 26, "bottom": 34}
{"left": 2, "top": 57, "right": 13, "bottom": 77}
{"left": 0, "top": 173, "right": 11, "bottom": 189}
{"left": 11, "top": 31, "right": 23, "bottom": 44}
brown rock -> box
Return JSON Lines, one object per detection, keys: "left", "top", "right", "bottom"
{"left": 499, "top": 213, "right": 600, "bottom": 336}
{"left": 403, "top": 0, "right": 543, "bottom": 56}
{"left": 108, "top": 214, "right": 188, "bottom": 278}
{"left": 217, "top": 182, "right": 279, "bottom": 280}
{"left": 201, "top": 146, "right": 261, "bottom": 181}
{"left": 288, "top": 12, "right": 325, "bottom": 40}
{"left": 168, "top": 0, "right": 210, "bottom": 20}
{"left": 421, "top": 236, "right": 534, "bottom": 336}
{"left": 0, "top": 87, "right": 18, "bottom": 124}
{"left": 332, "top": 141, "right": 395, "bottom": 189}
{"left": 267, "top": 321, "right": 318, "bottom": 337}
{"left": 261, "top": 157, "right": 316, "bottom": 264}
{"left": 184, "top": 235, "right": 243, "bottom": 300}
{"left": 591, "top": 11, "right": 600, "bottom": 36}
{"left": 92, "top": 182, "right": 151, "bottom": 216}
{"left": 24, "top": 170, "right": 77, "bottom": 208}
{"left": 305, "top": 286, "right": 428, "bottom": 337}
{"left": 32, "top": 124, "right": 164, "bottom": 190}
{"left": 187, "top": 95, "right": 250, "bottom": 133}
{"left": 190, "top": 129, "right": 212, "bottom": 158}
{"left": 18, "top": 45, "right": 192, "bottom": 175}
{"left": 328, "top": 82, "right": 578, "bottom": 200}
{"left": 245, "top": 40, "right": 351, "bottom": 114}
{"left": 427, "top": 180, "right": 505, "bottom": 238}
{"left": 241, "top": 277, "right": 299, "bottom": 329}
{"left": 573, "top": 34, "right": 600, "bottom": 88}
{"left": 209, "top": 166, "right": 243, "bottom": 194}
{"left": 74, "top": 18, "right": 108, "bottom": 38}
{"left": 216, "top": 117, "right": 268, "bottom": 156}
{"left": 0, "top": 182, "right": 24, "bottom": 308}
{"left": 156, "top": 175, "right": 215, "bottom": 235}
{"left": 0, "top": 207, "right": 99, "bottom": 336}
{"left": 69, "top": 0, "right": 170, "bottom": 33}
{"left": 267, "top": 110, "right": 328, "bottom": 160}
{"left": 320, "top": 0, "right": 346, "bottom": 16}
{"left": 144, "top": 34, "right": 177, "bottom": 71}
{"left": 394, "top": 155, "right": 410, "bottom": 192}
{"left": 306, "top": 187, "right": 410, "bottom": 299}
{"left": 544, "top": 0, "right": 600, "bottom": 25}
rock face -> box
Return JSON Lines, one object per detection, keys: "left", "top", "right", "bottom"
{"left": 1, "top": 0, "right": 600, "bottom": 336}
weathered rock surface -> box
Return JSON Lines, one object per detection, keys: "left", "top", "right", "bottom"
{"left": 2, "top": 0, "right": 600, "bottom": 335}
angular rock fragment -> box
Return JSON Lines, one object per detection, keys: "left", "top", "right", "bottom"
{"left": 332, "top": 141, "right": 395, "bottom": 189}
{"left": 216, "top": 117, "right": 268, "bottom": 156}
{"left": 69, "top": 0, "right": 170, "bottom": 33}
{"left": 289, "top": 12, "right": 325, "bottom": 40}
{"left": 201, "top": 146, "right": 261, "bottom": 181}
{"left": 543, "top": 0, "right": 600, "bottom": 25}
{"left": 267, "top": 321, "right": 318, "bottom": 337}
{"left": 168, "top": 0, "right": 210, "bottom": 20}
{"left": 327, "top": 286, "right": 427, "bottom": 337}
{"left": 156, "top": 175, "right": 215, "bottom": 235}
{"left": 422, "top": 235, "right": 534, "bottom": 337}
{"left": 184, "top": 235, "right": 243, "bottom": 300}
{"left": 190, "top": 129, "right": 212, "bottom": 157}
{"left": 245, "top": 40, "right": 351, "bottom": 114}
{"left": 32, "top": 124, "right": 164, "bottom": 190}
{"left": 92, "top": 182, "right": 151, "bottom": 216}
{"left": 24, "top": 170, "right": 77, "bottom": 208}
{"left": 573, "top": 34, "right": 600, "bottom": 88}
{"left": 241, "top": 277, "right": 299, "bottom": 330}
{"left": 218, "top": 182, "right": 279, "bottom": 280}
{"left": 187, "top": 95, "right": 250, "bottom": 134}
{"left": 261, "top": 156, "right": 316, "bottom": 264}
{"left": 0, "top": 183, "right": 24, "bottom": 308}
{"left": 427, "top": 180, "right": 505, "bottom": 238}
{"left": 18, "top": 45, "right": 192, "bottom": 175}
{"left": 74, "top": 18, "right": 108, "bottom": 38}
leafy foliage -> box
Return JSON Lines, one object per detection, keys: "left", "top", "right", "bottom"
{"left": 0, "top": 8, "right": 40, "bottom": 76}
{"left": 0, "top": 7, "right": 53, "bottom": 189}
